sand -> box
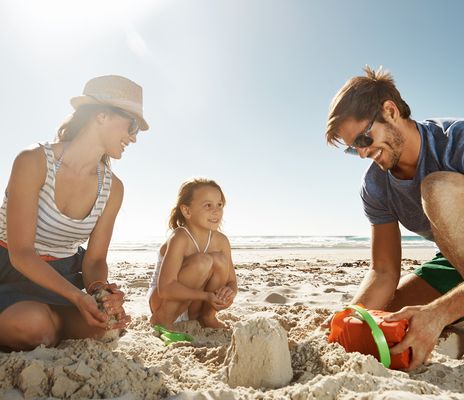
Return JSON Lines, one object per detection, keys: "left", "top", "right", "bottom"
{"left": 2, "top": 247, "right": 464, "bottom": 399}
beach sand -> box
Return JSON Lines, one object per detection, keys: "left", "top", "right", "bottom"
{"left": 2, "top": 247, "right": 464, "bottom": 399}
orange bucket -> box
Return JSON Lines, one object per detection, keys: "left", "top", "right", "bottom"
{"left": 328, "top": 305, "right": 411, "bottom": 369}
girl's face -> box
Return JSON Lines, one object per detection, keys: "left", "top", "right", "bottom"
{"left": 184, "top": 185, "right": 224, "bottom": 231}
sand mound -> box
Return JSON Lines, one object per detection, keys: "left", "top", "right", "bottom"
{"left": 224, "top": 314, "right": 292, "bottom": 389}
{"left": 0, "top": 338, "right": 167, "bottom": 399}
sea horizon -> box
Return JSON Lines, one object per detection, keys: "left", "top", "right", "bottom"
{"left": 109, "top": 235, "right": 436, "bottom": 252}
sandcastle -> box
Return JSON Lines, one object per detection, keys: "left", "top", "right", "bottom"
{"left": 224, "top": 314, "right": 293, "bottom": 389}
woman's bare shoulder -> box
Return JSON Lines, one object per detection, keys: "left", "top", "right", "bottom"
{"left": 6, "top": 145, "right": 47, "bottom": 192}
{"left": 11, "top": 145, "right": 47, "bottom": 177}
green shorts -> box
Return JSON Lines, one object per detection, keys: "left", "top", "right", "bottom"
{"left": 414, "top": 252, "right": 464, "bottom": 294}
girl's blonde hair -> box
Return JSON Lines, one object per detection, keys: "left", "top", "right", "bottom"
{"left": 169, "top": 178, "right": 226, "bottom": 230}
{"left": 55, "top": 104, "right": 116, "bottom": 167}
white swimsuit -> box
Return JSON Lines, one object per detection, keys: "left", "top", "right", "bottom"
{"left": 148, "top": 226, "right": 212, "bottom": 322}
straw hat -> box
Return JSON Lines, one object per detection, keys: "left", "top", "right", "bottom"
{"left": 70, "top": 75, "right": 149, "bottom": 131}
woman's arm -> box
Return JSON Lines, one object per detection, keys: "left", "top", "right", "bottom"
{"left": 82, "top": 175, "right": 130, "bottom": 328}
{"left": 82, "top": 175, "right": 123, "bottom": 289}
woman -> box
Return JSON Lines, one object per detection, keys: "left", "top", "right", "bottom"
{"left": 0, "top": 75, "right": 149, "bottom": 350}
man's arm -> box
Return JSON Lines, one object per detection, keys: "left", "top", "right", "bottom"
{"left": 351, "top": 221, "right": 402, "bottom": 309}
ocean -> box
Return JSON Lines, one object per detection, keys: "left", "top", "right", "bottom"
{"left": 109, "top": 235, "right": 435, "bottom": 252}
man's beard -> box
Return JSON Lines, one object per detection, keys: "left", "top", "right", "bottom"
{"left": 383, "top": 123, "right": 405, "bottom": 171}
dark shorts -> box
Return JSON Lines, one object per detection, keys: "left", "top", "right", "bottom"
{"left": 0, "top": 246, "right": 85, "bottom": 312}
{"left": 414, "top": 252, "right": 464, "bottom": 294}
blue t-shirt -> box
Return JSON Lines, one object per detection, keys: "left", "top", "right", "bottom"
{"left": 361, "top": 119, "right": 464, "bottom": 242}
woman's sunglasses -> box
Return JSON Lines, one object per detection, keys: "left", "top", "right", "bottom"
{"left": 344, "top": 112, "right": 377, "bottom": 155}
{"left": 111, "top": 107, "right": 140, "bottom": 136}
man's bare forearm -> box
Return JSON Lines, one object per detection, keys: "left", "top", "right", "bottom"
{"left": 428, "top": 282, "right": 464, "bottom": 326}
{"left": 351, "top": 269, "right": 399, "bottom": 309}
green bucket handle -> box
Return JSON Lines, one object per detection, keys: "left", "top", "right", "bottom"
{"left": 344, "top": 305, "right": 391, "bottom": 368}
{"left": 153, "top": 324, "right": 194, "bottom": 345}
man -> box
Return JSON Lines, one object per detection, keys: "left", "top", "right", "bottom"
{"left": 325, "top": 66, "right": 464, "bottom": 370}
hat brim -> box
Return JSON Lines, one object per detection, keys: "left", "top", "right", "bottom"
{"left": 70, "top": 95, "right": 149, "bottom": 131}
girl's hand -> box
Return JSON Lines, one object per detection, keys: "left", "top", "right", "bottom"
{"left": 98, "top": 283, "right": 132, "bottom": 329}
{"left": 215, "top": 286, "right": 235, "bottom": 302}
{"left": 74, "top": 292, "right": 108, "bottom": 329}
{"left": 206, "top": 292, "right": 226, "bottom": 311}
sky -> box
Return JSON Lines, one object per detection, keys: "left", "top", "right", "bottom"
{"left": 1, "top": 0, "right": 464, "bottom": 242}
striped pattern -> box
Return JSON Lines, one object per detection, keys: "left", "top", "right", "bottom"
{"left": 0, "top": 142, "right": 112, "bottom": 258}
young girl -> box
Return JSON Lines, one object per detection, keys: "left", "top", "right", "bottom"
{"left": 148, "top": 178, "right": 237, "bottom": 329}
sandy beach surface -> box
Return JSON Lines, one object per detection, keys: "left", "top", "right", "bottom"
{"left": 2, "top": 247, "right": 464, "bottom": 399}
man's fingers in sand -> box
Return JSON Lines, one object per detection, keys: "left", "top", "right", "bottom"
{"left": 389, "top": 335, "right": 413, "bottom": 356}
{"left": 390, "top": 337, "right": 430, "bottom": 371}
{"left": 408, "top": 348, "right": 432, "bottom": 371}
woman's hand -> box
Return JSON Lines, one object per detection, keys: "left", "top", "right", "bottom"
{"left": 74, "top": 292, "right": 109, "bottom": 329}
{"left": 97, "top": 283, "right": 132, "bottom": 329}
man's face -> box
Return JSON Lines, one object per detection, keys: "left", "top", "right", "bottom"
{"left": 338, "top": 117, "right": 405, "bottom": 172}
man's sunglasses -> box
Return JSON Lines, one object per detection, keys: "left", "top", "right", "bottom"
{"left": 111, "top": 107, "right": 139, "bottom": 136}
{"left": 344, "top": 112, "right": 377, "bottom": 155}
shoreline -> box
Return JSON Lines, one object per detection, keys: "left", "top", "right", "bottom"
{"left": 107, "top": 246, "right": 437, "bottom": 264}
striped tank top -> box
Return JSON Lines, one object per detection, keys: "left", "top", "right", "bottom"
{"left": 0, "top": 142, "right": 112, "bottom": 258}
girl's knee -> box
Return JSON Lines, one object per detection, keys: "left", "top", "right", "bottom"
{"left": 189, "top": 253, "right": 214, "bottom": 275}
{"left": 211, "top": 252, "right": 229, "bottom": 278}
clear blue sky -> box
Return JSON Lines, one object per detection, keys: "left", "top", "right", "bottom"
{"left": 1, "top": 0, "right": 463, "bottom": 241}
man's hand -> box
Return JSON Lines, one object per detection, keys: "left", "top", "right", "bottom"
{"left": 385, "top": 305, "right": 445, "bottom": 370}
